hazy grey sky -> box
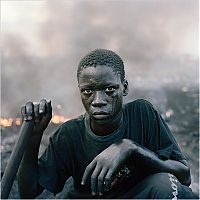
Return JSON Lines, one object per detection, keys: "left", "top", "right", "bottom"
{"left": 1, "top": 0, "right": 198, "bottom": 117}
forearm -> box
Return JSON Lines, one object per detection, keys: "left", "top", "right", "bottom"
{"left": 18, "top": 132, "right": 44, "bottom": 198}
{"left": 128, "top": 140, "right": 191, "bottom": 186}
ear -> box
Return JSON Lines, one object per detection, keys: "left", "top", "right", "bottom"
{"left": 123, "top": 79, "right": 129, "bottom": 96}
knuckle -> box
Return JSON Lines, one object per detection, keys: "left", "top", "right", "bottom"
{"left": 26, "top": 102, "right": 33, "bottom": 109}
{"left": 109, "top": 164, "right": 115, "bottom": 170}
{"left": 105, "top": 177, "right": 111, "bottom": 182}
{"left": 21, "top": 106, "right": 25, "bottom": 113}
{"left": 40, "top": 100, "right": 46, "bottom": 105}
{"left": 40, "top": 99, "right": 47, "bottom": 103}
{"left": 91, "top": 175, "right": 97, "bottom": 181}
{"left": 39, "top": 103, "right": 45, "bottom": 109}
{"left": 105, "top": 171, "right": 113, "bottom": 180}
{"left": 98, "top": 176, "right": 103, "bottom": 182}
{"left": 26, "top": 101, "right": 33, "bottom": 106}
{"left": 34, "top": 104, "right": 39, "bottom": 110}
{"left": 85, "top": 166, "right": 90, "bottom": 172}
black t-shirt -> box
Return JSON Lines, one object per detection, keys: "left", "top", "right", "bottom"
{"left": 38, "top": 99, "right": 186, "bottom": 198}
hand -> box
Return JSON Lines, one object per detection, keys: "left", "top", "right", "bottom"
{"left": 21, "top": 99, "right": 52, "bottom": 133}
{"left": 81, "top": 139, "right": 137, "bottom": 196}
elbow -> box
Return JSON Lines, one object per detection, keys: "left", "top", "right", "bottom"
{"left": 184, "top": 176, "right": 191, "bottom": 186}
{"left": 180, "top": 162, "right": 191, "bottom": 186}
{"left": 171, "top": 159, "right": 191, "bottom": 186}
{"left": 182, "top": 167, "right": 191, "bottom": 186}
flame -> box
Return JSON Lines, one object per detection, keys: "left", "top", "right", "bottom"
{"left": 0, "top": 118, "right": 13, "bottom": 127}
{"left": 165, "top": 109, "right": 174, "bottom": 118}
{"left": 0, "top": 115, "right": 70, "bottom": 127}
{"left": 1, "top": 105, "right": 70, "bottom": 127}
{"left": 15, "top": 118, "right": 22, "bottom": 126}
{"left": 51, "top": 115, "right": 70, "bottom": 124}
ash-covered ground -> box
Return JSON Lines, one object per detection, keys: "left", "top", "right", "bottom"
{"left": 1, "top": 87, "right": 199, "bottom": 198}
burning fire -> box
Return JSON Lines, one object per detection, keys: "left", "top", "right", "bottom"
{"left": 15, "top": 118, "right": 21, "bottom": 126}
{"left": 0, "top": 118, "right": 13, "bottom": 127}
{"left": 0, "top": 115, "right": 70, "bottom": 128}
{"left": 165, "top": 109, "right": 174, "bottom": 118}
{"left": 51, "top": 115, "right": 70, "bottom": 124}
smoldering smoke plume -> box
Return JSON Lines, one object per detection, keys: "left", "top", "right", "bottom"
{"left": 2, "top": 0, "right": 198, "bottom": 117}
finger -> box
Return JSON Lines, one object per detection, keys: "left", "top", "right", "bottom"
{"left": 104, "top": 169, "right": 114, "bottom": 191}
{"left": 81, "top": 160, "right": 96, "bottom": 185}
{"left": 47, "top": 99, "right": 51, "bottom": 105}
{"left": 34, "top": 103, "right": 40, "bottom": 122}
{"left": 45, "top": 100, "right": 52, "bottom": 117}
{"left": 25, "top": 101, "right": 34, "bottom": 121}
{"left": 21, "top": 105, "right": 27, "bottom": 121}
{"left": 39, "top": 99, "right": 47, "bottom": 114}
{"left": 91, "top": 165, "right": 101, "bottom": 196}
{"left": 98, "top": 168, "right": 108, "bottom": 196}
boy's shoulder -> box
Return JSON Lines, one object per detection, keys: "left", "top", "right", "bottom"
{"left": 51, "top": 115, "right": 85, "bottom": 141}
{"left": 125, "top": 99, "right": 154, "bottom": 109}
{"left": 60, "top": 115, "right": 85, "bottom": 129}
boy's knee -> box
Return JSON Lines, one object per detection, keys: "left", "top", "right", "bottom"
{"left": 122, "top": 173, "right": 196, "bottom": 199}
{"left": 145, "top": 173, "right": 193, "bottom": 199}
{"left": 148, "top": 173, "right": 179, "bottom": 198}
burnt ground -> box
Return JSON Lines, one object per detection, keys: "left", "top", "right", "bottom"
{"left": 1, "top": 87, "right": 199, "bottom": 198}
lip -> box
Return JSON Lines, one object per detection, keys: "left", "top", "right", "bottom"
{"left": 93, "top": 111, "right": 109, "bottom": 115}
{"left": 92, "top": 111, "right": 110, "bottom": 120}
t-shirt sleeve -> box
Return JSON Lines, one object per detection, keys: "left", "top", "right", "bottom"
{"left": 38, "top": 128, "right": 71, "bottom": 195}
{"left": 145, "top": 102, "right": 186, "bottom": 161}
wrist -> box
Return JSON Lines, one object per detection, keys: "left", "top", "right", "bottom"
{"left": 122, "top": 139, "right": 139, "bottom": 158}
{"left": 129, "top": 142, "right": 139, "bottom": 158}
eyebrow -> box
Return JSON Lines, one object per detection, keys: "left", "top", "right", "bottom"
{"left": 78, "top": 82, "right": 119, "bottom": 89}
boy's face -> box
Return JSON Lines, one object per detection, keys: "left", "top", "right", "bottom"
{"left": 78, "top": 65, "right": 127, "bottom": 124}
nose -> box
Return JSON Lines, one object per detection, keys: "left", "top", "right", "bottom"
{"left": 91, "top": 91, "right": 107, "bottom": 107}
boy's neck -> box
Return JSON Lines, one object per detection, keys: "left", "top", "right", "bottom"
{"left": 90, "top": 110, "right": 123, "bottom": 136}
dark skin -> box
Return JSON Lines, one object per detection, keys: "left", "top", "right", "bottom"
{"left": 78, "top": 65, "right": 128, "bottom": 136}
{"left": 79, "top": 65, "right": 191, "bottom": 196}
{"left": 18, "top": 65, "right": 191, "bottom": 198}
{"left": 18, "top": 100, "right": 51, "bottom": 198}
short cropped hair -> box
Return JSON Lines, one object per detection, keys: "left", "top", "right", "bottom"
{"left": 77, "top": 49, "right": 125, "bottom": 81}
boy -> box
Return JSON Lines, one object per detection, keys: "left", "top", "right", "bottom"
{"left": 18, "top": 49, "right": 196, "bottom": 199}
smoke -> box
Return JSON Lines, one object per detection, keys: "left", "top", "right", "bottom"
{"left": 1, "top": 0, "right": 198, "bottom": 117}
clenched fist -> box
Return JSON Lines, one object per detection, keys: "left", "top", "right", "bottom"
{"left": 21, "top": 99, "right": 52, "bottom": 133}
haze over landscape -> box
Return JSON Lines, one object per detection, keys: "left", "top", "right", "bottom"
{"left": 1, "top": 0, "right": 199, "bottom": 197}
{"left": 2, "top": 0, "right": 198, "bottom": 117}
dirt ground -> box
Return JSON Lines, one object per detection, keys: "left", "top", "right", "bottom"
{"left": 1, "top": 87, "right": 199, "bottom": 198}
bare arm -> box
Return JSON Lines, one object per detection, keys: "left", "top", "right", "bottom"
{"left": 81, "top": 139, "right": 191, "bottom": 196}
{"left": 131, "top": 140, "right": 191, "bottom": 186}
{"left": 18, "top": 100, "right": 52, "bottom": 198}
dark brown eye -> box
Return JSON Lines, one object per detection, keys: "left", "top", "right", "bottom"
{"left": 105, "top": 87, "right": 115, "bottom": 93}
{"left": 83, "top": 89, "right": 92, "bottom": 95}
